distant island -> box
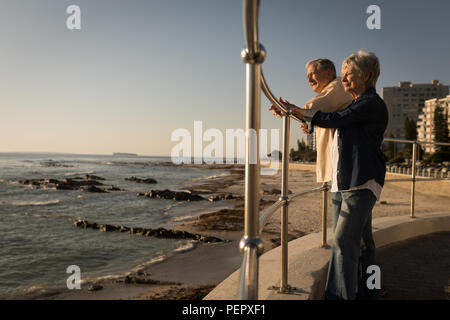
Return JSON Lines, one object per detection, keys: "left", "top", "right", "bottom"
{"left": 112, "top": 153, "right": 138, "bottom": 157}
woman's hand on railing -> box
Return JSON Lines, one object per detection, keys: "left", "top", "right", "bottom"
{"left": 269, "top": 97, "right": 298, "bottom": 118}
{"left": 279, "top": 97, "right": 307, "bottom": 120}
{"left": 269, "top": 97, "right": 309, "bottom": 124}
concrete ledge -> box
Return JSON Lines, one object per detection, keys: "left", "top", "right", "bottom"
{"left": 204, "top": 212, "right": 450, "bottom": 300}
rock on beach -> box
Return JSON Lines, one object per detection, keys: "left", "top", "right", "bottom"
{"left": 137, "top": 189, "right": 205, "bottom": 201}
{"left": 125, "top": 176, "right": 157, "bottom": 184}
{"left": 73, "top": 218, "right": 224, "bottom": 243}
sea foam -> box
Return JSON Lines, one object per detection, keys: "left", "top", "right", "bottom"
{"left": 11, "top": 200, "right": 60, "bottom": 206}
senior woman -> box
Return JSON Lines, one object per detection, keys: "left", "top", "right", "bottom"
{"left": 286, "top": 50, "right": 388, "bottom": 300}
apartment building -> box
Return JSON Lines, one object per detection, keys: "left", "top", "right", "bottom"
{"left": 381, "top": 80, "right": 449, "bottom": 138}
{"left": 417, "top": 95, "right": 450, "bottom": 153}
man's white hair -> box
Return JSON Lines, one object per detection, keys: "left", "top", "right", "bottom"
{"left": 305, "top": 58, "right": 336, "bottom": 78}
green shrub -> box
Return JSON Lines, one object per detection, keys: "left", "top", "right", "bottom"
{"left": 387, "top": 156, "right": 405, "bottom": 164}
{"left": 429, "top": 150, "right": 450, "bottom": 164}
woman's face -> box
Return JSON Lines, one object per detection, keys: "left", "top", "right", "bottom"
{"left": 341, "top": 64, "right": 368, "bottom": 98}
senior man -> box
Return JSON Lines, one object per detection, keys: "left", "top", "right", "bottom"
{"left": 291, "top": 50, "right": 388, "bottom": 300}
{"left": 270, "top": 59, "right": 352, "bottom": 185}
{"left": 269, "top": 59, "right": 353, "bottom": 274}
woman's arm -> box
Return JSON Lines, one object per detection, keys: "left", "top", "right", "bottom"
{"left": 305, "top": 98, "right": 387, "bottom": 129}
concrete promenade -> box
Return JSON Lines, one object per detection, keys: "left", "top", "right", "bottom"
{"left": 377, "top": 231, "right": 449, "bottom": 300}
{"left": 205, "top": 163, "right": 450, "bottom": 300}
{"left": 205, "top": 212, "right": 450, "bottom": 300}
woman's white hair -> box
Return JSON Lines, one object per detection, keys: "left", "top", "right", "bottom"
{"left": 342, "top": 50, "right": 380, "bottom": 88}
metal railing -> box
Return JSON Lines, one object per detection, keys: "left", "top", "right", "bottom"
{"left": 383, "top": 138, "right": 450, "bottom": 219}
{"left": 239, "top": 0, "right": 450, "bottom": 300}
{"left": 239, "top": 0, "right": 328, "bottom": 299}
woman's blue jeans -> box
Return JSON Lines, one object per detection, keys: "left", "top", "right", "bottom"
{"left": 325, "top": 189, "right": 379, "bottom": 300}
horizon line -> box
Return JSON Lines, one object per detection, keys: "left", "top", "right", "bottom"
{"left": 0, "top": 151, "right": 170, "bottom": 158}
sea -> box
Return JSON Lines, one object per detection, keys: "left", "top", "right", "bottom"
{"left": 0, "top": 152, "right": 232, "bottom": 299}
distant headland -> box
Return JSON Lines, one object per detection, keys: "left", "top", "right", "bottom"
{"left": 112, "top": 152, "right": 138, "bottom": 157}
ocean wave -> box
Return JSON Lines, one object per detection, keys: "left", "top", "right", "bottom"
{"left": 24, "top": 212, "right": 50, "bottom": 218}
{"left": 79, "top": 241, "right": 196, "bottom": 285}
{"left": 80, "top": 272, "right": 124, "bottom": 284}
{"left": 12, "top": 200, "right": 60, "bottom": 206}
{"left": 63, "top": 171, "right": 94, "bottom": 176}
{"left": 173, "top": 241, "right": 196, "bottom": 253}
{"left": 18, "top": 284, "right": 66, "bottom": 300}
{"left": 40, "top": 185, "right": 57, "bottom": 191}
{"left": 188, "top": 172, "right": 229, "bottom": 182}
{"left": 81, "top": 254, "right": 169, "bottom": 285}
{"left": 205, "top": 172, "right": 229, "bottom": 179}
{"left": 23, "top": 284, "right": 47, "bottom": 295}
{"left": 129, "top": 255, "right": 168, "bottom": 273}
{"left": 5, "top": 180, "right": 20, "bottom": 185}
{"left": 16, "top": 241, "right": 197, "bottom": 298}
{"left": 172, "top": 215, "right": 195, "bottom": 222}
{"left": 160, "top": 201, "right": 185, "bottom": 214}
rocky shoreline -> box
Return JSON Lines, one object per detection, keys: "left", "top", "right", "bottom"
{"left": 40, "top": 163, "right": 304, "bottom": 300}
{"left": 18, "top": 175, "right": 122, "bottom": 193}
{"left": 73, "top": 218, "right": 224, "bottom": 243}
{"left": 10, "top": 163, "right": 247, "bottom": 300}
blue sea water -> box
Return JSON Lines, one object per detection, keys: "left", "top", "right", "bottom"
{"left": 0, "top": 152, "right": 231, "bottom": 299}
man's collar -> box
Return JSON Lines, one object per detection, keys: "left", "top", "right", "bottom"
{"left": 319, "top": 77, "right": 340, "bottom": 93}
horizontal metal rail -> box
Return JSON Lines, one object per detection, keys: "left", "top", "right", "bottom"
{"left": 383, "top": 138, "right": 450, "bottom": 146}
{"left": 382, "top": 137, "right": 449, "bottom": 219}
{"left": 258, "top": 199, "right": 285, "bottom": 234}
{"left": 288, "top": 186, "right": 325, "bottom": 201}
{"left": 258, "top": 186, "right": 325, "bottom": 235}
{"left": 386, "top": 177, "right": 448, "bottom": 182}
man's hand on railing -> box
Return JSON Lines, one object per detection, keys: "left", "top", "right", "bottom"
{"left": 269, "top": 104, "right": 283, "bottom": 118}
{"left": 278, "top": 97, "right": 298, "bottom": 109}
{"left": 300, "top": 122, "right": 310, "bottom": 134}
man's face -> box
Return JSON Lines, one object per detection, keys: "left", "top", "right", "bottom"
{"left": 306, "top": 64, "right": 333, "bottom": 93}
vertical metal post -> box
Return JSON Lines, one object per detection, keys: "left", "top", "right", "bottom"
{"left": 321, "top": 182, "right": 328, "bottom": 247}
{"left": 244, "top": 61, "right": 261, "bottom": 243}
{"left": 280, "top": 113, "right": 290, "bottom": 292}
{"left": 239, "top": 0, "right": 264, "bottom": 300}
{"left": 240, "top": 59, "right": 264, "bottom": 300}
{"left": 410, "top": 142, "right": 417, "bottom": 219}
{"left": 239, "top": 243, "right": 259, "bottom": 299}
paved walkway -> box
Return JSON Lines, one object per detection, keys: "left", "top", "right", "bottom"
{"left": 377, "top": 231, "right": 450, "bottom": 300}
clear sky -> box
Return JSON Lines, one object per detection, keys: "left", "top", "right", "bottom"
{"left": 1, "top": 0, "right": 449, "bottom": 156}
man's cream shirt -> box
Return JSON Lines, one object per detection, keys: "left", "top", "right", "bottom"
{"left": 303, "top": 77, "right": 353, "bottom": 183}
